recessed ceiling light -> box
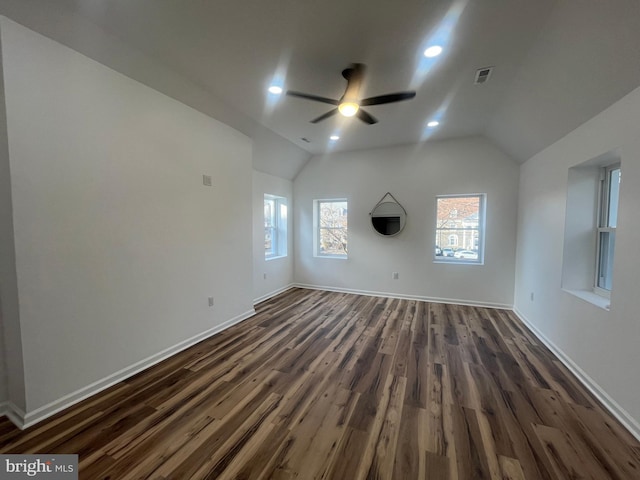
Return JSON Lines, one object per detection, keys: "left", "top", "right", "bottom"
{"left": 268, "top": 85, "right": 283, "bottom": 94}
{"left": 423, "top": 45, "right": 443, "bottom": 58}
{"left": 427, "top": 120, "right": 440, "bottom": 128}
{"left": 330, "top": 135, "right": 340, "bottom": 141}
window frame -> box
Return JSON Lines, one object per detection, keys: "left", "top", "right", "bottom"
{"left": 594, "top": 163, "right": 620, "bottom": 298}
{"left": 314, "top": 198, "right": 348, "bottom": 259}
{"left": 434, "top": 193, "right": 486, "bottom": 265}
{"left": 264, "top": 194, "right": 287, "bottom": 260}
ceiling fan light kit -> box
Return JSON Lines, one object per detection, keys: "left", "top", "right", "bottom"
{"left": 286, "top": 63, "right": 416, "bottom": 125}
{"left": 338, "top": 102, "right": 359, "bottom": 117}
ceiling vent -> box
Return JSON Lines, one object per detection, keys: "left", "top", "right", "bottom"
{"left": 474, "top": 67, "right": 493, "bottom": 85}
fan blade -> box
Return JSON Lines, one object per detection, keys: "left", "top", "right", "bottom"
{"left": 356, "top": 109, "right": 378, "bottom": 125}
{"left": 310, "top": 109, "right": 339, "bottom": 123}
{"left": 360, "top": 91, "right": 416, "bottom": 106}
{"left": 286, "top": 91, "right": 339, "bottom": 105}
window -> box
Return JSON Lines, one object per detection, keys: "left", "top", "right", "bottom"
{"left": 264, "top": 194, "right": 287, "bottom": 259}
{"left": 434, "top": 194, "right": 485, "bottom": 264}
{"left": 562, "top": 152, "right": 620, "bottom": 310}
{"left": 595, "top": 164, "right": 620, "bottom": 296}
{"left": 315, "top": 199, "right": 348, "bottom": 258}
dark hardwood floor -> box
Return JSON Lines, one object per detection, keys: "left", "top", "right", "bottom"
{"left": 1, "top": 288, "right": 639, "bottom": 479}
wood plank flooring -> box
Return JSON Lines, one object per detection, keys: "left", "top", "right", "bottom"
{"left": 1, "top": 288, "right": 639, "bottom": 479}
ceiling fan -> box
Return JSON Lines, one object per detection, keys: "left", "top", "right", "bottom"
{"left": 286, "top": 63, "right": 416, "bottom": 125}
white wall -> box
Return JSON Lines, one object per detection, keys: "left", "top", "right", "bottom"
{"left": 0, "top": 0, "right": 311, "bottom": 181}
{"left": 514, "top": 84, "right": 640, "bottom": 435}
{"left": 0, "top": 18, "right": 254, "bottom": 419}
{"left": 252, "top": 127, "right": 311, "bottom": 181}
{"left": 0, "top": 316, "right": 7, "bottom": 405}
{"left": 294, "top": 137, "right": 519, "bottom": 307}
{"left": 252, "top": 171, "right": 294, "bottom": 303}
{"left": 0, "top": 29, "right": 24, "bottom": 411}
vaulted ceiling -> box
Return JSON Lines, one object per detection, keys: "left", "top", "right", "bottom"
{"left": 1, "top": 0, "right": 640, "bottom": 179}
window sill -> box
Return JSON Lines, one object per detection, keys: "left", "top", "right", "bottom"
{"left": 563, "top": 289, "right": 610, "bottom": 311}
{"left": 266, "top": 255, "right": 287, "bottom": 262}
{"left": 433, "top": 259, "right": 484, "bottom": 266}
{"left": 314, "top": 255, "right": 348, "bottom": 260}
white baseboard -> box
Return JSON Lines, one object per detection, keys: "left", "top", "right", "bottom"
{"left": 4, "top": 308, "right": 256, "bottom": 430}
{"left": 253, "top": 283, "right": 295, "bottom": 305}
{"left": 0, "top": 401, "right": 26, "bottom": 429}
{"left": 4, "top": 402, "right": 25, "bottom": 429}
{"left": 513, "top": 308, "right": 640, "bottom": 442}
{"left": 293, "top": 283, "right": 513, "bottom": 310}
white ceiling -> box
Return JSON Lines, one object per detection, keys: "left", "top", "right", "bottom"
{"left": 2, "top": 0, "right": 640, "bottom": 177}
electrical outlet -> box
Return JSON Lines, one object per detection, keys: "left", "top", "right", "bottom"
{"left": 263, "top": 273, "right": 267, "bottom": 280}
{"left": 530, "top": 292, "right": 534, "bottom": 301}
{"left": 392, "top": 272, "right": 399, "bottom": 280}
{"left": 208, "top": 296, "right": 214, "bottom": 307}
{"left": 203, "top": 175, "right": 212, "bottom": 187}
